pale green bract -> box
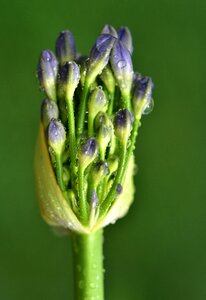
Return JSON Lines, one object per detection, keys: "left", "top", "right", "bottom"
{"left": 35, "top": 125, "right": 135, "bottom": 233}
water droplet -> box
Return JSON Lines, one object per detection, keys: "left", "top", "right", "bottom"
{"left": 42, "top": 51, "right": 52, "bottom": 62}
{"left": 77, "top": 264, "right": 82, "bottom": 272}
{"left": 78, "top": 280, "right": 84, "bottom": 289}
{"left": 68, "top": 221, "right": 74, "bottom": 229}
{"left": 143, "top": 98, "right": 154, "bottom": 115}
{"left": 89, "top": 282, "right": 96, "bottom": 289}
{"left": 117, "top": 60, "right": 126, "bottom": 69}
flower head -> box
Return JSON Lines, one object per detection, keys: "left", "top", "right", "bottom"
{"left": 35, "top": 24, "right": 154, "bottom": 233}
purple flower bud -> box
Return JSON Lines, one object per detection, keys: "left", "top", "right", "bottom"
{"left": 101, "top": 24, "right": 118, "bottom": 38}
{"left": 47, "top": 119, "right": 66, "bottom": 154}
{"left": 96, "top": 124, "right": 111, "bottom": 157}
{"left": 100, "top": 67, "right": 116, "bottom": 95}
{"left": 117, "top": 27, "right": 133, "bottom": 54}
{"left": 132, "top": 74, "right": 154, "bottom": 118}
{"left": 82, "top": 138, "right": 98, "bottom": 157}
{"left": 94, "top": 112, "right": 112, "bottom": 131}
{"left": 110, "top": 40, "right": 133, "bottom": 100}
{"left": 86, "top": 34, "right": 116, "bottom": 86}
{"left": 55, "top": 31, "right": 76, "bottom": 64}
{"left": 37, "top": 50, "right": 58, "bottom": 101}
{"left": 88, "top": 87, "right": 108, "bottom": 119}
{"left": 91, "top": 190, "right": 99, "bottom": 208}
{"left": 92, "top": 161, "right": 110, "bottom": 187}
{"left": 41, "top": 98, "right": 59, "bottom": 129}
{"left": 116, "top": 183, "right": 123, "bottom": 195}
{"left": 58, "top": 61, "right": 80, "bottom": 100}
{"left": 94, "top": 160, "right": 110, "bottom": 176}
{"left": 114, "top": 108, "right": 133, "bottom": 144}
{"left": 79, "top": 138, "right": 98, "bottom": 169}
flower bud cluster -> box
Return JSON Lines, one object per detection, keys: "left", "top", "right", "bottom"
{"left": 35, "top": 24, "right": 154, "bottom": 231}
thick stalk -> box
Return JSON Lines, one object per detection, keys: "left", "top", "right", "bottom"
{"left": 72, "top": 230, "right": 104, "bottom": 300}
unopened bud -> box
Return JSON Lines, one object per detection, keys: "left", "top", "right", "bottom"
{"left": 110, "top": 40, "right": 133, "bottom": 101}
{"left": 86, "top": 34, "right": 116, "bottom": 86}
{"left": 114, "top": 108, "right": 133, "bottom": 145}
{"left": 117, "top": 27, "right": 133, "bottom": 54}
{"left": 55, "top": 31, "right": 76, "bottom": 64}
{"left": 100, "top": 67, "right": 116, "bottom": 95}
{"left": 101, "top": 24, "right": 117, "bottom": 38}
{"left": 94, "top": 112, "right": 112, "bottom": 131}
{"left": 58, "top": 61, "right": 80, "bottom": 100}
{"left": 41, "top": 98, "right": 59, "bottom": 129}
{"left": 91, "top": 190, "right": 99, "bottom": 209}
{"left": 116, "top": 183, "right": 123, "bottom": 195}
{"left": 79, "top": 138, "right": 98, "bottom": 170}
{"left": 132, "top": 74, "right": 154, "bottom": 119}
{"left": 96, "top": 124, "right": 111, "bottom": 157}
{"left": 47, "top": 119, "right": 66, "bottom": 155}
{"left": 107, "top": 156, "right": 118, "bottom": 174}
{"left": 37, "top": 50, "right": 58, "bottom": 101}
{"left": 91, "top": 160, "right": 110, "bottom": 187}
{"left": 88, "top": 87, "right": 107, "bottom": 119}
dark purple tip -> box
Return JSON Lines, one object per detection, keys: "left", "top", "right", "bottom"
{"left": 55, "top": 31, "right": 76, "bottom": 64}
{"left": 117, "top": 27, "right": 133, "bottom": 54}
{"left": 101, "top": 24, "right": 118, "bottom": 38}
{"left": 116, "top": 183, "right": 123, "bottom": 195}
{"left": 58, "top": 61, "right": 80, "bottom": 85}
{"left": 82, "top": 138, "right": 98, "bottom": 157}
{"left": 91, "top": 190, "right": 99, "bottom": 208}
{"left": 114, "top": 108, "right": 133, "bottom": 129}
{"left": 95, "top": 160, "right": 110, "bottom": 176}
{"left": 37, "top": 50, "right": 58, "bottom": 83}
{"left": 134, "top": 75, "right": 154, "bottom": 101}
{"left": 110, "top": 40, "right": 133, "bottom": 77}
{"left": 59, "top": 62, "right": 69, "bottom": 83}
{"left": 90, "top": 34, "right": 116, "bottom": 64}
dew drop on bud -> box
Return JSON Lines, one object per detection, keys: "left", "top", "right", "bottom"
{"left": 117, "top": 60, "right": 126, "bottom": 69}
{"left": 143, "top": 98, "right": 154, "bottom": 115}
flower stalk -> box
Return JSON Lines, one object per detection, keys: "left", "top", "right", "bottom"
{"left": 72, "top": 230, "right": 104, "bottom": 300}
{"left": 35, "top": 24, "right": 154, "bottom": 300}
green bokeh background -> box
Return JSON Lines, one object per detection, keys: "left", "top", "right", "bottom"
{"left": 0, "top": 0, "right": 206, "bottom": 299}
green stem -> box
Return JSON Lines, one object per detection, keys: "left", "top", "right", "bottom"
{"left": 88, "top": 113, "right": 93, "bottom": 137}
{"left": 78, "top": 166, "right": 88, "bottom": 224}
{"left": 123, "top": 118, "right": 140, "bottom": 180}
{"left": 67, "top": 98, "right": 76, "bottom": 176}
{"left": 99, "top": 144, "right": 127, "bottom": 216}
{"left": 72, "top": 230, "right": 104, "bottom": 300}
{"left": 99, "top": 119, "right": 140, "bottom": 217}
{"left": 55, "top": 154, "right": 65, "bottom": 192}
{"left": 77, "top": 85, "right": 89, "bottom": 137}
{"left": 122, "top": 94, "right": 131, "bottom": 111}
{"left": 107, "top": 93, "right": 114, "bottom": 116}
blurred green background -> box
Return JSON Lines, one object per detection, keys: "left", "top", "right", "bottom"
{"left": 0, "top": 0, "right": 206, "bottom": 299}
